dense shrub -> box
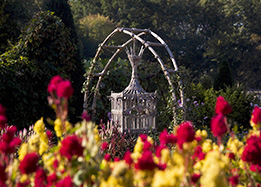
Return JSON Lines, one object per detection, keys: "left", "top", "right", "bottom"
{"left": 0, "top": 11, "right": 79, "bottom": 129}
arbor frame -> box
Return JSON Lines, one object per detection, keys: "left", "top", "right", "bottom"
{"left": 83, "top": 27, "right": 185, "bottom": 125}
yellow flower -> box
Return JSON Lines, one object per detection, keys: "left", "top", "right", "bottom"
{"left": 39, "top": 142, "right": 49, "bottom": 155}
{"left": 28, "top": 134, "right": 40, "bottom": 152}
{"left": 202, "top": 139, "right": 213, "bottom": 153}
{"left": 152, "top": 166, "right": 184, "bottom": 187}
{"left": 196, "top": 129, "right": 208, "bottom": 141}
{"left": 18, "top": 143, "right": 28, "bottom": 161}
{"left": 200, "top": 150, "right": 228, "bottom": 187}
{"left": 42, "top": 153, "right": 55, "bottom": 172}
{"left": 160, "top": 148, "right": 170, "bottom": 164}
{"left": 34, "top": 117, "right": 45, "bottom": 134}
{"left": 227, "top": 137, "right": 244, "bottom": 156}
{"left": 20, "top": 174, "right": 28, "bottom": 183}
{"left": 40, "top": 133, "right": 49, "bottom": 145}
{"left": 54, "top": 118, "right": 63, "bottom": 137}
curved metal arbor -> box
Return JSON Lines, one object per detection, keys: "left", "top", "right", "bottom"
{"left": 83, "top": 27, "right": 185, "bottom": 124}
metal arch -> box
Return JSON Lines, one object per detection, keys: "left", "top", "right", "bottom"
{"left": 83, "top": 27, "right": 185, "bottom": 124}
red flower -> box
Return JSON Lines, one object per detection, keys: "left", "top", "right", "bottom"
{"left": 0, "top": 164, "right": 7, "bottom": 187}
{"left": 191, "top": 173, "right": 201, "bottom": 184}
{"left": 104, "top": 154, "right": 111, "bottom": 161}
{"left": 0, "top": 115, "right": 7, "bottom": 129}
{"left": 46, "top": 130, "right": 53, "bottom": 140}
{"left": 215, "top": 96, "right": 232, "bottom": 115}
{"left": 0, "top": 104, "right": 6, "bottom": 115}
{"left": 34, "top": 168, "right": 47, "bottom": 187}
{"left": 56, "top": 176, "right": 73, "bottom": 187}
{"left": 81, "top": 110, "right": 91, "bottom": 121}
{"left": 17, "top": 181, "right": 30, "bottom": 187}
{"left": 242, "top": 135, "right": 261, "bottom": 165}
{"left": 143, "top": 141, "right": 152, "bottom": 151}
{"left": 139, "top": 134, "right": 147, "bottom": 142}
{"left": 124, "top": 151, "right": 133, "bottom": 166}
{"left": 193, "top": 145, "right": 205, "bottom": 161}
{"left": 229, "top": 175, "right": 239, "bottom": 186}
{"left": 114, "top": 157, "right": 120, "bottom": 162}
{"left": 251, "top": 106, "right": 261, "bottom": 125}
{"left": 56, "top": 80, "right": 74, "bottom": 98}
{"left": 101, "top": 142, "right": 109, "bottom": 150}
{"left": 47, "top": 173, "right": 58, "bottom": 187}
{"left": 0, "top": 126, "right": 21, "bottom": 154}
{"left": 211, "top": 114, "right": 228, "bottom": 137}
{"left": 176, "top": 121, "right": 195, "bottom": 148}
{"left": 155, "top": 144, "right": 166, "bottom": 158}
{"left": 250, "top": 164, "right": 261, "bottom": 172}
{"left": 59, "top": 135, "right": 83, "bottom": 160}
{"left": 53, "top": 159, "right": 59, "bottom": 169}
{"left": 2, "top": 126, "right": 17, "bottom": 143}
{"left": 228, "top": 152, "right": 236, "bottom": 160}
{"left": 19, "top": 152, "right": 39, "bottom": 174}
{"left": 47, "top": 75, "right": 63, "bottom": 93}
{"left": 159, "top": 129, "right": 177, "bottom": 145}
{"left": 135, "top": 150, "right": 157, "bottom": 170}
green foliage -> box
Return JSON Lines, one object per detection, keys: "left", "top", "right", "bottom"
{"left": 183, "top": 82, "right": 259, "bottom": 130}
{"left": 0, "top": 11, "right": 79, "bottom": 129}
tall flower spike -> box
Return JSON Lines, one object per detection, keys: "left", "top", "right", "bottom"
{"left": 215, "top": 96, "right": 232, "bottom": 115}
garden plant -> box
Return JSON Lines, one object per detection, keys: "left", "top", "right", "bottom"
{"left": 0, "top": 75, "right": 261, "bottom": 187}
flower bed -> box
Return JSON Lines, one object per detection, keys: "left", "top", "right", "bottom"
{"left": 0, "top": 76, "right": 261, "bottom": 187}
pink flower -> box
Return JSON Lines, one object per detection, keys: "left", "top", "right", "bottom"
{"left": 176, "top": 121, "right": 195, "bottom": 148}
{"left": 101, "top": 142, "right": 109, "bottom": 150}
{"left": 211, "top": 114, "right": 227, "bottom": 137}
{"left": 19, "top": 152, "right": 39, "bottom": 174}
{"left": 59, "top": 135, "right": 83, "bottom": 160}
{"left": 124, "top": 151, "right": 133, "bottom": 166}
{"left": 47, "top": 75, "right": 63, "bottom": 93}
{"left": 34, "top": 168, "right": 47, "bottom": 187}
{"left": 215, "top": 96, "right": 232, "bottom": 115}
{"left": 56, "top": 176, "right": 73, "bottom": 187}
{"left": 134, "top": 150, "right": 157, "bottom": 170}
{"left": 56, "top": 80, "right": 74, "bottom": 98}
{"left": 251, "top": 106, "right": 261, "bottom": 125}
